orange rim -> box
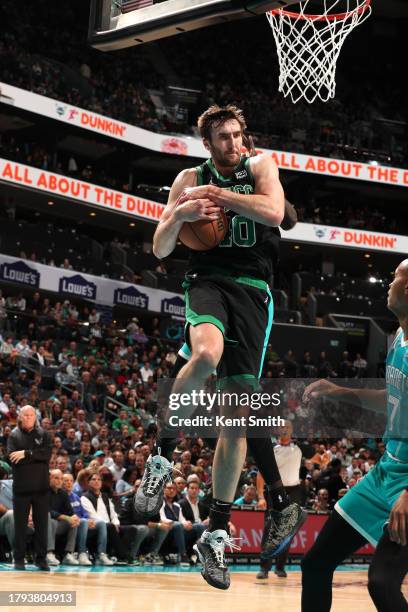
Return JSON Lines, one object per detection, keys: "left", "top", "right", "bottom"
{"left": 270, "top": 0, "right": 371, "bottom": 22}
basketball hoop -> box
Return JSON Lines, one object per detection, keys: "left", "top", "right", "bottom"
{"left": 266, "top": 0, "right": 372, "bottom": 104}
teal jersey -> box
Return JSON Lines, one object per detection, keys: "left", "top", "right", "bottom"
{"left": 384, "top": 328, "right": 408, "bottom": 460}
{"left": 188, "top": 157, "right": 280, "bottom": 281}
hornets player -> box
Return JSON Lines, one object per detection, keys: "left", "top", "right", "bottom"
{"left": 135, "top": 105, "right": 304, "bottom": 589}
{"left": 301, "top": 259, "right": 408, "bottom": 611}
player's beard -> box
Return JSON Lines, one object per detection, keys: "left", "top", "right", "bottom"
{"left": 211, "top": 144, "right": 240, "bottom": 169}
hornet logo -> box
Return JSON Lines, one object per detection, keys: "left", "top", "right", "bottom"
{"left": 55, "top": 104, "right": 66, "bottom": 117}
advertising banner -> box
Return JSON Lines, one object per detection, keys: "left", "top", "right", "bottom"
{"left": 230, "top": 510, "right": 375, "bottom": 555}
{"left": 1, "top": 82, "right": 408, "bottom": 188}
{"left": 0, "top": 158, "right": 164, "bottom": 223}
{"left": 0, "top": 254, "right": 182, "bottom": 310}
{"left": 1, "top": 158, "right": 406, "bottom": 254}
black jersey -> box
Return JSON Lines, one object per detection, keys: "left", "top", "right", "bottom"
{"left": 188, "top": 156, "right": 280, "bottom": 281}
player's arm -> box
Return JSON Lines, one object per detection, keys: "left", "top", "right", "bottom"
{"left": 281, "top": 198, "right": 298, "bottom": 230}
{"left": 256, "top": 472, "right": 267, "bottom": 510}
{"left": 303, "top": 379, "right": 387, "bottom": 412}
{"left": 389, "top": 490, "right": 408, "bottom": 546}
{"left": 178, "top": 154, "right": 284, "bottom": 227}
{"left": 152, "top": 168, "right": 221, "bottom": 259}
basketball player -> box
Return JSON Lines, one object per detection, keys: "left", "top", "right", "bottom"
{"left": 135, "top": 105, "right": 305, "bottom": 589}
{"left": 301, "top": 259, "right": 408, "bottom": 611}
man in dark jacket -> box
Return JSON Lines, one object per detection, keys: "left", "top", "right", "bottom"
{"left": 7, "top": 405, "right": 52, "bottom": 570}
{"left": 48, "top": 470, "right": 79, "bottom": 566}
{"left": 179, "top": 481, "right": 209, "bottom": 554}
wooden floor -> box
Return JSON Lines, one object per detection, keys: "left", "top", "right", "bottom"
{"left": 3, "top": 569, "right": 406, "bottom": 612}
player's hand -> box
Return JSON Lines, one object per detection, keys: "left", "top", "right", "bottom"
{"left": 388, "top": 490, "right": 408, "bottom": 546}
{"left": 257, "top": 498, "right": 267, "bottom": 510}
{"left": 88, "top": 519, "right": 96, "bottom": 529}
{"left": 228, "top": 522, "right": 237, "bottom": 537}
{"left": 178, "top": 185, "right": 219, "bottom": 204}
{"left": 9, "top": 450, "right": 25, "bottom": 463}
{"left": 302, "top": 379, "right": 341, "bottom": 404}
{"left": 174, "top": 198, "right": 221, "bottom": 223}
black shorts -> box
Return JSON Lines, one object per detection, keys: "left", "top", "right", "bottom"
{"left": 183, "top": 273, "right": 274, "bottom": 385}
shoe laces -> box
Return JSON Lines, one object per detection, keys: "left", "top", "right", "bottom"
{"left": 206, "top": 531, "right": 241, "bottom": 569}
{"left": 143, "top": 448, "right": 180, "bottom": 495}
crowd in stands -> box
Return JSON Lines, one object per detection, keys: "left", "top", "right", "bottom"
{"left": 0, "top": 1, "right": 406, "bottom": 167}
{"left": 0, "top": 283, "right": 387, "bottom": 565}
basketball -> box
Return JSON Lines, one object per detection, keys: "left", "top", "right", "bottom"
{"left": 178, "top": 209, "right": 228, "bottom": 250}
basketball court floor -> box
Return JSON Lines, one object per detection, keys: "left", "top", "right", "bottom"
{"left": 2, "top": 563, "right": 406, "bottom": 611}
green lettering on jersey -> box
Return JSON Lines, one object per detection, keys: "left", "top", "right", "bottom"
{"left": 220, "top": 215, "right": 256, "bottom": 248}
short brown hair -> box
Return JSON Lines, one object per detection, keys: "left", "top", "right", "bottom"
{"left": 197, "top": 104, "right": 247, "bottom": 141}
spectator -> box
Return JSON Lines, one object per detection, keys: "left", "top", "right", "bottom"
{"left": 312, "top": 488, "right": 331, "bottom": 513}
{"left": 159, "top": 482, "right": 191, "bottom": 564}
{"left": 48, "top": 469, "right": 79, "bottom": 566}
{"left": 178, "top": 480, "right": 209, "bottom": 555}
{"left": 140, "top": 360, "right": 153, "bottom": 383}
{"left": 316, "top": 459, "right": 345, "bottom": 504}
{"left": 115, "top": 468, "right": 138, "bottom": 503}
{"left": 62, "top": 472, "right": 107, "bottom": 566}
{"left": 62, "top": 428, "right": 81, "bottom": 456}
{"left": 234, "top": 484, "right": 258, "bottom": 506}
{"left": 80, "top": 473, "right": 130, "bottom": 565}
{"left": 353, "top": 353, "right": 368, "bottom": 377}
{"left": 77, "top": 441, "right": 94, "bottom": 466}
{"left": 0, "top": 464, "right": 15, "bottom": 555}
{"left": 109, "top": 451, "right": 125, "bottom": 482}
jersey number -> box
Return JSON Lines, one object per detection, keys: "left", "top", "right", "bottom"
{"left": 388, "top": 394, "right": 399, "bottom": 432}
{"left": 219, "top": 216, "right": 256, "bottom": 248}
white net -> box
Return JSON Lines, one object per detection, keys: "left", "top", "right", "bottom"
{"left": 266, "top": 0, "right": 372, "bottom": 104}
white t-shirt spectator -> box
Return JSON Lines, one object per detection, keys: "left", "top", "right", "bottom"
{"left": 109, "top": 464, "right": 125, "bottom": 482}
{"left": 89, "top": 311, "right": 100, "bottom": 325}
{"left": 0, "top": 398, "right": 10, "bottom": 416}
{"left": 140, "top": 364, "right": 153, "bottom": 382}
{"left": 15, "top": 340, "right": 31, "bottom": 357}
{"left": 0, "top": 340, "right": 14, "bottom": 355}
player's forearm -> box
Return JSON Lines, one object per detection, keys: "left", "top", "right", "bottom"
{"left": 213, "top": 188, "right": 284, "bottom": 227}
{"left": 333, "top": 387, "right": 387, "bottom": 411}
{"left": 153, "top": 213, "right": 184, "bottom": 259}
{"left": 281, "top": 199, "right": 298, "bottom": 230}
{"left": 256, "top": 472, "right": 265, "bottom": 500}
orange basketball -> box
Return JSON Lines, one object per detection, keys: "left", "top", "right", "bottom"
{"left": 178, "top": 210, "right": 228, "bottom": 251}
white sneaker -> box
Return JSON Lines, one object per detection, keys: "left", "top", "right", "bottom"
{"left": 46, "top": 552, "right": 60, "bottom": 566}
{"left": 62, "top": 552, "right": 79, "bottom": 565}
{"left": 96, "top": 553, "right": 114, "bottom": 566}
{"left": 78, "top": 552, "right": 92, "bottom": 566}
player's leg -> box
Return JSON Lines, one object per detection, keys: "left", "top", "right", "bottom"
{"left": 194, "top": 278, "right": 270, "bottom": 589}
{"left": 301, "top": 510, "right": 367, "bottom": 611}
{"left": 194, "top": 387, "right": 247, "bottom": 590}
{"left": 154, "top": 345, "right": 190, "bottom": 460}
{"left": 367, "top": 527, "right": 408, "bottom": 611}
{"left": 135, "top": 322, "right": 223, "bottom": 517}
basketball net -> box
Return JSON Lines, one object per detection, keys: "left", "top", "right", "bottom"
{"left": 266, "top": 0, "right": 372, "bottom": 104}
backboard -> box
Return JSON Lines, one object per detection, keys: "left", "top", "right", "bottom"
{"left": 88, "top": 0, "right": 298, "bottom": 51}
